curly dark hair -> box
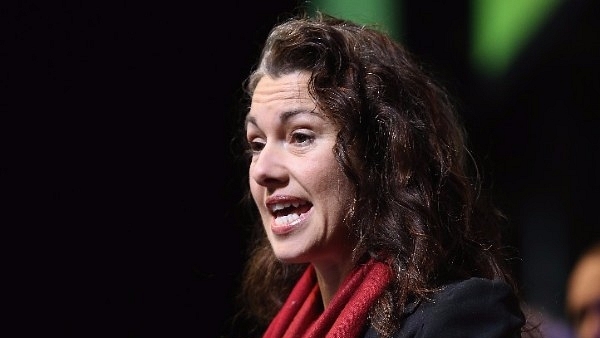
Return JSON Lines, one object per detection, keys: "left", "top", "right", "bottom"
{"left": 232, "top": 10, "right": 524, "bottom": 338}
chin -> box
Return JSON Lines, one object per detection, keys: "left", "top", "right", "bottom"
{"left": 273, "top": 248, "right": 310, "bottom": 265}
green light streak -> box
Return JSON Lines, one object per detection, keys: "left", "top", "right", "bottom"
{"left": 308, "top": 0, "right": 402, "bottom": 41}
{"left": 471, "top": 0, "right": 562, "bottom": 78}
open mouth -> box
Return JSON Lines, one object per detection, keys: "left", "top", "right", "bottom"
{"left": 270, "top": 201, "right": 312, "bottom": 226}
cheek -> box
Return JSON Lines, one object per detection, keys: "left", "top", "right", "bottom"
{"left": 249, "top": 179, "right": 262, "bottom": 205}
{"left": 311, "top": 157, "right": 354, "bottom": 202}
{"left": 249, "top": 181, "right": 272, "bottom": 224}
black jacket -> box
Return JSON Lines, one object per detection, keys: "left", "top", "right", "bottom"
{"left": 363, "top": 277, "right": 525, "bottom": 338}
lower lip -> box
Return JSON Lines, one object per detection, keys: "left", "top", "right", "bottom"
{"left": 270, "top": 211, "right": 310, "bottom": 235}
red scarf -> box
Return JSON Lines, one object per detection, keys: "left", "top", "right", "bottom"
{"left": 263, "top": 258, "right": 392, "bottom": 338}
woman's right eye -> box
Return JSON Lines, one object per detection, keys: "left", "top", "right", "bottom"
{"left": 248, "top": 140, "right": 265, "bottom": 152}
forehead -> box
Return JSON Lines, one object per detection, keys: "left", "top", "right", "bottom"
{"left": 250, "top": 71, "right": 314, "bottom": 109}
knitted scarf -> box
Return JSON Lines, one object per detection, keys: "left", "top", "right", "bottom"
{"left": 263, "top": 258, "right": 392, "bottom": 338}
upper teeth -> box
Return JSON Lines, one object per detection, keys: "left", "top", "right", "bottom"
{"left": 271, "top": 202, "right": 302, "bottom": 212}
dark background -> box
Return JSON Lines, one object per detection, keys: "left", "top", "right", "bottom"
{"left": 4, "top": 1, "right": 598, "bottom": 337}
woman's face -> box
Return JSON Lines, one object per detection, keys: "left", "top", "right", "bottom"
{"left": 246, "top": 71, "right": 356, "bottom": 266}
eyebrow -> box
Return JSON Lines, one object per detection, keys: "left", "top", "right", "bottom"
{"left": 245, "top": 109, "right": 321, "bottom": 127}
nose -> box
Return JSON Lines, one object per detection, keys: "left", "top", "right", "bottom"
{"left": 249, "top": 141, "right": 289, "bottom": 188}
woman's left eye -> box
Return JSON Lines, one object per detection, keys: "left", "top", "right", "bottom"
{"left": 290, "top": 131, "right": 314, "bottom": 145}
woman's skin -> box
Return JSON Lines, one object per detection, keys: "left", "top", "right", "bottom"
{"left": 246, "top": 71, "right": 358, "bottom": 307}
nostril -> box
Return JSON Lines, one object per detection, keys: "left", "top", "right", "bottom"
{"left": 250, "top": 155, "right": 288, "bottom": 187}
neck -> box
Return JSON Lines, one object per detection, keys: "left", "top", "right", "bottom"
{"left": 313, "top": 257, "right": 357, "bottom": 307}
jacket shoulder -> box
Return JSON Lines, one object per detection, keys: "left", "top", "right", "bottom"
{"left": 364, "top": 277, "right": 525, "bottom": 338}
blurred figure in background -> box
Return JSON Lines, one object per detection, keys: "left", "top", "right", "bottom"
{"left": 566, "top": 241, "right": 600, "bottom": 338}
{"left": 521, "top": 304, "right": 575, "bottom": 338}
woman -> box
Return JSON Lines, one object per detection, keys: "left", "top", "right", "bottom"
{"left": 233, "top": 11, "right": 533, "bottom": 338}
